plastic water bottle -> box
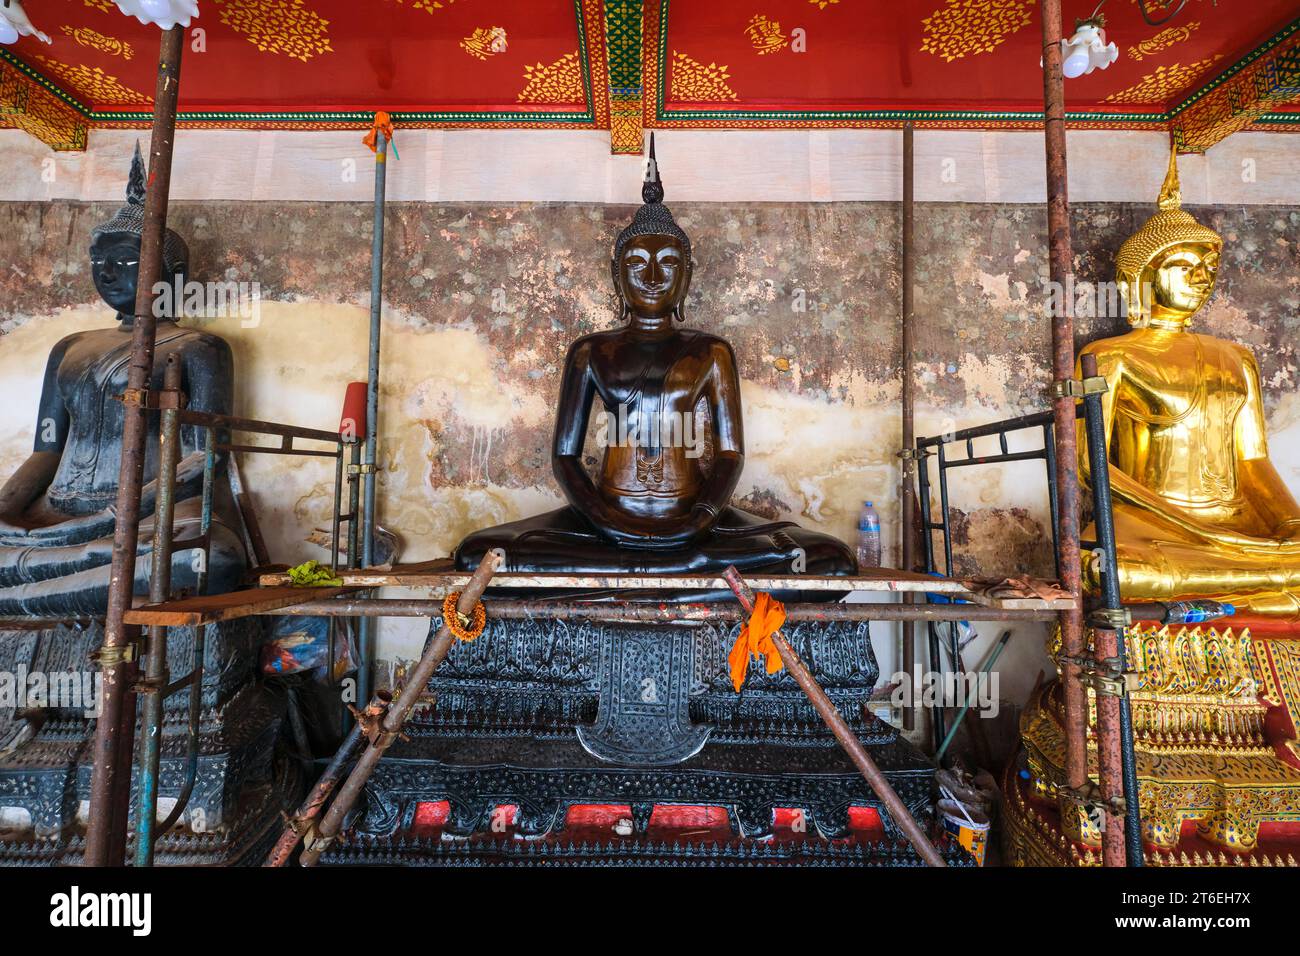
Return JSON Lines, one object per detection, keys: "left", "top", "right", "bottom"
{"left": 1162, "top": 600, "right": 1235, "bottom": 625}
{"left": 857, "top": 501, "right": 882, "bottom": 569}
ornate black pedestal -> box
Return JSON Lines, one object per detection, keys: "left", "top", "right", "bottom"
{"left": 0, "top": 619, "right": 295, "bottom": 865}
{"left": 326, "top": 616, "right": 957, "bottom": 866}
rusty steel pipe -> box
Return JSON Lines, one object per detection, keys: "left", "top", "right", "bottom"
{"left": 297, "top": 549, "right": 504, "bottom": 867}
{"left": 263, "top": 597, "right": 1057, "bottom": 624}
{"left": 133, "top": 355, "right": 183, "bottom": 866}
{"left": 85, "top": 25, "right": 185, "bottom": 867}
{"left": 263, "top": 723, "right": 365, "bottom": 867}
{"left": 722, "top": 566, "right": 946, "bottom": 867}
{"left": 1039, "top": 0, "right": 1088, "bottom": 794}
{"left": 901, "top": 121, "right": 918, "bottom": 734}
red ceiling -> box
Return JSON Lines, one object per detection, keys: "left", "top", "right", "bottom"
{"left": 664, "top": 0, "right": 1300, "bottom": 114}
{"left": 8, "top": 0, "right": 588, "bottom": 113}
{"left": 2, "top": 0, "right": 1298, "bottom": 125}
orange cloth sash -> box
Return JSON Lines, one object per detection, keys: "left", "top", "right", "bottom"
{"left": 363, "top": 111, "right": 397, "bottom": 155}
{"left": 728, "top": 591, "right": 786, "bottom": 692}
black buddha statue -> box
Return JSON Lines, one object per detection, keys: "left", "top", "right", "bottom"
{"left": 0, "top": 145, "right": 247, "bottom": 617}
{"left": 454, "top": 137, "right": 855, "bottom": 588}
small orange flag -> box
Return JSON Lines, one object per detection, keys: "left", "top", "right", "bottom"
{"left": 363, "top": 111, "right": 397, "bottom": 154}
{"left": 728, "top": 591, "right": 786, "bottom": 692}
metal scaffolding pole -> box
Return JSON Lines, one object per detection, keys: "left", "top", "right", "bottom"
{"left": 358, "top": 122, "right": 390, "bottom": 708}
{"left": 1038, "top": 0, "right": 1089, "bottom": 807}
{"left": 84, "top": 25, "right": 185, "bottom": 867}
{"left": 1081, "top": 352, "right": 1144, "bottom": 867}
{"left": 900, "top": 122, "right": 918, "bottom": 735}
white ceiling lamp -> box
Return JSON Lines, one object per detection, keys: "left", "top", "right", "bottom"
{"left": 1061, "top": 17, "right": 1119, "bottom": 78}
{"left": 1040, "top": 3, "right": 1120, "bottom": 79}
{"left": 114, "top": 0, "right": 200, "bottom": 30}
{"left": 0, "top": 0, "right": 53, "bottom": 45}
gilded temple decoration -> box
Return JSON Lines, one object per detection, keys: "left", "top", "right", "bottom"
{"left": 82, "top": 0, "right": 115, "bottom": 12}
{"left": 1171, "top": 23, "right": 1300, "bottom": 153}
{"left": 60, "top": 25, "right": 135, "bottom": 60}
{"left": 1129, "top": 22, "right": 1199, "bottom": 61}
{"left": 744, "top": 16, "right": 789, "bottom": 56}
{"left": 1104, "top": 55, "right": 1223, "bottom": 104}
{"left": 1011, "top": 622, "right": 1300, "bottom": 860}
{"left": 518, "top": 51, "right": 585, "bottom": 104}
{"left": 603, "top": 0, "right": 644, "bottom": 155}
{"left": 30, "top": 54, "right": 149, "bottom": 105}
{"left": 669, "top": 51, "right": 738, "bottom": 102}
{"left": 212, "top": 0, "right": 335, "bottom": 63}
{"left": 920, "top": 0, "right": 1036, "bottom": 64}
{"left": 0, "top": 60, "right": 88, "bottom": 151}
{"left": 809, "top": 0, "right": 840, "bottom": 9}
{"left": 461, "top": 27, "right": 508, "bottom": 61}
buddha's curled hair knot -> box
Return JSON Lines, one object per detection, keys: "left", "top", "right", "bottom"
{"left": 612, "top": 132, "right": 691, "bottom": 264}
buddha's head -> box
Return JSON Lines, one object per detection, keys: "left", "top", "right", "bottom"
{"left": 90, "top": 143, "right": 189, "bottom": 321}
{"left": 612, "top": 134, "right": 692, "bottom": 322}
{"left": 1116, "top": 146, "right": 1221, "bottom": 329}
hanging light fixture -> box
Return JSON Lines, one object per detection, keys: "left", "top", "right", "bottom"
{"left": 0, "top": 0, "right": 53, "bottom": 45}
{"left": 1041, "top": 3, "right": 1120, "bottom": 79}
{"left": 113, "top": 0, "right": 200, "bottom": 30}
{"left": 1058, "top": 3, "right": 1119, "bottom": 78}
{"left": 1060, "top": 18, "right": 1119, "bottom": 78}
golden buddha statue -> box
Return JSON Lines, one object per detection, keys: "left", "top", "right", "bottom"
{"left": 1079, "top": 146, "right": 1300, "bottom": 618}
{"left": 1004, "top": 147, "right": 1300, "bottom": 865}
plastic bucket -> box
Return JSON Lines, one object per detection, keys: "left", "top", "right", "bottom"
{"left": 938, "top": 799, "right": 991, "bottom": 866}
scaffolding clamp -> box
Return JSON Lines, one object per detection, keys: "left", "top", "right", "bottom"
{"left": 1051, "top": 376, "right": 1108, "bottom": 400}
{"left": 1061, "top": 780, "right": 1127, "bottom": 817}
{"left": 115, "top": 387, "right": 188, "bottom": 410}
{"left": 1088, "top": 606, "right": 1132, "bottom": 630}
{"left": 132, "top": 669, "right": 172, "bottom": 695}
{"left": 300, "top": 821, "right": 334, "bottom": 855}
{"left": 90, "top": 641, "right": 137, "bottom": 668}
{"left": 897, "top": 448, "right": 919, "bottom": 460}
{"left": 347, "top": 463, "right": 376, "bottom": 476}
{"left": 1060, "top": 653, "right": 1139, "bottom": 697}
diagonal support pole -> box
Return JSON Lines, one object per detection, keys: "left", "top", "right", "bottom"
{"left": 721, "top": 565, "right": 946, "bottom": 867}
{"left": 293, "top": 548, "right": 503, "bottom": 867}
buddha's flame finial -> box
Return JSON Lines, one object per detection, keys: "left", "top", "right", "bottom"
{"left": 90, "top": 138, "right": 189, "bottom": 276}
{"left": 126, "top": 141, "right": 147, "bottom": 208}
{"left": 643, "top": 131, "right": 665, "bottom": 205}
{"left": 1158, "top": 143, "right": 1181, "bottom": 212}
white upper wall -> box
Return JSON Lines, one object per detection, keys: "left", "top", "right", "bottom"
{"left": 1, "top": 127, "right": 1296, "bottom": 205}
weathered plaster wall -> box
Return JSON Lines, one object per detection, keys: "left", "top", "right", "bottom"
{"left": 2, "top": 198, "right": 1299, "bottom": 709}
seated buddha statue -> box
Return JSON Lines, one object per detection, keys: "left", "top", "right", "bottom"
{"left": 1079, "top": 146, "right": 1300, "bottom": 619}
{"left": 454, "top": 139, "right": 855, "bottom": 589}
{"left": 0, "top": 145, "right": 246, "bottom": 618}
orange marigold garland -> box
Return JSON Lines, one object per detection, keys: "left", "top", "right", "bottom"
{"left": 442, "top": 592, "right": 487, "bottom": 642}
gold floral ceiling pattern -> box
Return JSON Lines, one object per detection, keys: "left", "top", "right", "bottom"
{"left": 213, "top": 0, "right": 335, "bottom": 62}
{"left": 517, "top": 51, "right": 584, "bottom": 103}
{"left": 461, "top": 27, "right": 508, "bottom": 60}
{"left": 670, "top": 51, "right": 739, "bottom": 101}
{"left": 1104, "top": 55, "right": 1223, "bottom": 104}
{"left": 61, "top": 25, "right": 134, "bottom": 61}
{"left": 388, "top": 0, "right": 464, "bottom": 14}
{"left": 1129, "top": 22, "right": 1199, "bottom": 61}
{"left": 920, "top": 0, "right": 1036, "bottom": 63}
{"left": 31, "top": 54, "right": 149, "bottom": 105}
{"left": 744, "top": 15, "right": 789, "bottom": 56}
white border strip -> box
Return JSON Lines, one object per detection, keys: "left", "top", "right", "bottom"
{"left": 1, "top": 128, "right": 1296, "bottom": 204}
